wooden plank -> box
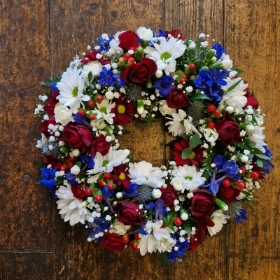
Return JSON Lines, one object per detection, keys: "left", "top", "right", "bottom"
{"left": 0, "top": 1, "right": 53, "bottom": 278}
{"left": 164, "top": 1, "right": 227, "bottom": 280}
{"left": 224, "top": 0, "right": 280, "bottom": 279}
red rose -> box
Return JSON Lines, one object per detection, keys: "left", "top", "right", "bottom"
{"left": 43, "top": 155, "right": 62, "bottom": 169}
{"left": 167, "top": 88, "right": 190, "bottom": 109}
{"left": 159, "top": 185, "right": 178, "bottom": 208}
{"left": 245, "top": 92, "right": 259, "bottom": 109}
{"left": 165, "top": 29, "right": 187, "bottom": 40}
{"left": 219, "top": 186, "right": 240, "bottom": 203}
{"left": 215, "top": 112, "right": 242, "bottom": 146}
{"left": 59, "top": 124, "right": 93, "bottom": 153}
{"left": 90, "top": 134, "right": 110, "bottom": 156}
{"left": 40, "top": 117, "right": 57, "bottom": 137}
{"left": 188, "top": 228, "right": 205, "bottom": 251}
{"left": 113, "top": 201, "right": 144, "bottom": 225}
{"left": 43, "top": 91, "right": 59, "bottom": 116}
{"left": 101, "top": 232, "right": 126, "bottom": 251}
{"left": 120, "top": 58, "right": 157, "bottom": 85}
{"left": 71, "top": 184, "right": 86, "bottom": 200}
{"left": 80, "top": 50, "right": 109, "bottom": 65}
{"left": 191, "top": 190, "right": 214, "bottom": 217}
{"left": 118, "top": 30, "right": 139, "bottom": 51}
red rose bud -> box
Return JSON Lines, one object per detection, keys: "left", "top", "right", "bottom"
{"left": 101, "top": 232, "right": 126, "bottom": 251}
{"left": 90, "top": 134, "right": 111, "bottom": 156}
{"left": 167, "top": 88, "right": 190, "bottom": 109}
{"left": 118, "top": 30, "right": 139, "bottom": 51}
{"left": 120, "top": 58, "right": 157, "bottom": 85}
{"left": 219, "top": 186, "right": 240, "bottom": 203}
{"left": 191, "top": 190, "right": 214, "bottom": 217}
{"left": 215, "top": 112, "right": 242, "bottom": 146}
{"left": 245, "top": 92, "right": 259, "bottom": 109}
{"left": 159, "top": 185, "right": 179, "bottom": 209}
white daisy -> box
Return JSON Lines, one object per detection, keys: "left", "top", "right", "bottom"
{"left": 144, "top": 36, "right": 186, "bottom": 74}
{"left": 138, "top": 220, "right": 174, "bottom": 256}
{"left": 56, "top": 185, "right": 90, "bottom": 226}
{"left": 171, "top": 165, "right": 206, "bottom": 193}
{"left": 207, "top": 210, "right": 230, "bottom": 236}
{"left": 220, "top": 77, "right": 248, "bottom": 113}
{"left": 248, "top": 126, "right": 266, "bottom": 152}
{"left": 93, "top": 99, "right": 116, "bottom": 124}
{"left": 128, "top": 161, "right": 166, "bottom": 188}
{"left": 165, "top": 109, "right": 187, "bottom": 137}
{"left": 87, "top": 147, "right": 130, "bottom": 175}
{"left": 56, "top": 67, "right": 90, "bottom": 113}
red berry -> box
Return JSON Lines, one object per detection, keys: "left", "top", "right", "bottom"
{"left": 130, "top": 242, "right": 138, "bottom": 249}
{"left": 134, "top": 233, "right": 141, "bottom": 240}
{"left": 207, "top": 104, "right": 216, "bottom": 113}
{"left": 239, "top": 166, "right": 246, "bottom": 174}
{"left": 103, "top": 173, "right": 112, "bottom": 180}
{"left": 237, "top": 181, "right": 246, "bottom": 190}
{"left": 122, "top": 234, "right": 130, "bottom": 244}
{"left": 95, "top": 194, "right": 103, "bottom": 202}
{"left": 98, "top": 179, "right": 106, "bottom": 187}
{"left": 119, "top": 57, "right": 125, "bottom": 64}
{"left": 85, "top": 188, "right": 93, "bottom": 196}
{"left": 250, "top": 171, "right": 260, "bottom": 180}
{"left": 78, "top": 109, "right": 86, "bottom": 116}
{"left": 173, "top": 217, "right": 183, "bottom": 226}
{"left": 213, "top": 109, "right": 221, "bottom": 117}
{"left": 123, "top": 53, "right": 131, "bottom": 60}
{"left": 107, "top": 183, "right": 115, "bottom": 190}
{"left": 60, "top": 165, "right": 67, "bottom": 172}
{"left": 128, "top": 57, "right": 135, "bottom": 65}
{"left": 188, "top": 63, "right": 196, "bottom": 71}
{"left": 96, "top": 95, "right": 103, "bottom": 103}
{"left": 66, "top": 162, "right": 73, "bottom": 168}
{"left": 89, "top": 114, "right": 95, "bottom": 121}
{"left": 207, "top": 121, "right": 215, "bottom": 128}
{"left": 87, "top": 100, "right": 95, "bottom": 108}
{"left": 222, "top": 178, "right": 231, "bottom": 188}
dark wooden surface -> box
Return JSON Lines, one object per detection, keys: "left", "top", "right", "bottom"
{"left": 0, "top": 0, "right": 279, "bottom": 279}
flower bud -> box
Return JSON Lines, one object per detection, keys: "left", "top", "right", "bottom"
{"left": 214, "top": 198, "right": 228, "bottom": 211}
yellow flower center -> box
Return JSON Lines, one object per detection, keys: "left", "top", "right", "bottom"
{"left": 72, "top": 87, "right": 78, "bottom": 97}
{"left": 160, "top": 52, "right": 172, "bottom": 61}
{"left": 117, "top": 105, "right": 126, "bottom": 114}
{"left": 119, "top": 172, "right": 126, "bottom": 180}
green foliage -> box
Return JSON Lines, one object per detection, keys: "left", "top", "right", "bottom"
{"left": 41, "top": 73, "right": 62, "bottom": 86}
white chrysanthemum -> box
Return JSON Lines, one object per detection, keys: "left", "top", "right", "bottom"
{"left": 165, "top": 109, "right": 187, "bottom": 136}
{"left": 136, "top": 27, "right": 153, "bottom": 40}
{"left": 171, "top": 165, "right": 206, "bottom": 193}
{"left": 203, "top": 128, "right": 219, "bottom": 143}
{"left": 207, "top": 210, "right": 230, "bottom": 236}
{"left": 93, "top": 99, "right": 116, "bottom": 124}
{"left": 138, "top": 220, "right": 174, "bottom": 256}
{"left": 56, "top": 185, "right": 90, "bottom": 226}
{"left": 128, "top": 161, "right": 166, "bottom": 188}
{"left": 56, "top": 67, "right": 90, "bottom": 113}
{"left": 110, "top": 221, "right": 131, "bottom": 235}
{"left": 82, "top": 61, "right": 103, "bottom": 77}
{"left": 221, "top": 77, "right": 248, "bottom": 112}
{"left": 184, "top": 116, "right": 199, "bottom": 134}
{"left": 145, "top": 37, "right": 186, "bottom": 74}
{"left": 87, "top": 147, "right": 130, "bottom": 175}
{"left": 248, "top": 126, "right": 266, "bottom": 152}
{"left": 158, "top": 100, "right": 176, "bottom": 116}
{"left": 54, "top": 105, "right": 73, "bottom": 126}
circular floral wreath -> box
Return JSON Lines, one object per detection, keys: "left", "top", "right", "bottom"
{"left": 35, "top": 27, "right": 274, "bottom": 262}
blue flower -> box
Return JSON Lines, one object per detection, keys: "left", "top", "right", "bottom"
{"left": 99, "top": 67, "right": 124, "bottom": 86}
{"left": 79, "top": 154, "right": 94, "bottom": 169}
{"left": 234, "top": 209, "right": 248, "bottom": 223}
{"left": 167, "top": 234, "right": 189, "bottom": 262}
{"left": 87, "top": 217, "right": 110, "bottom": 241}
{"left": 73, "top": 114, "right": 91, "bottom": 128}
{"left": 154, "top": 75, "right": 174, "bottom": 97}
{"left": 214, "top": 155, "right": 239, "bottom": 180}
{"left": 38, "top": 168, "right": 56, "bottom": 188}
{"left": 65, "top": 172, "right": 78, "bottom": 185}
{"left": 97, "top": 35, "right": 113, "bottom": 52}
{"left": 262, "top": 147, "right": 274, "bottom": 174}
{"left": 102, "top": 186, "right": 115, "bottom": 211}
{"left": 122, "top": 183, "right": 139, "bottom": 198}
{"left": 145, "top": 201, "right": 155, "bottom": 210}
{"left": 156, "top": 29, "right": 168, "bottom": 38}
{"left": 155, "top": 199, "right": 167, "bottom": 220}
{"left": 50, "top": 83, "right": 59, "bottom": 91}
{"left": 212, "top": 42, "right": 226, "bottom": 59}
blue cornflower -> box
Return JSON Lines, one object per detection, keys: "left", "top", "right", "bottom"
{"left": 79, "top": 154, "right": 94, "bottom": 169}
{"left": 38, "top": 168, "right": 56, "bottom": 188}
{"left": 155, "top": 199, "right": 167, "bottom": 220}
{"left": 65, "top": 172, "right": 78, "bottom": 185}
{"left": 99, "top": 67, "right": 124, "bottom": 86}
{"left": 234, "top": 209, "right": 248, "bottom": 223}
{"left": 154, "top": 75, "right": 174, "bottom": 97}
{"left": 212, "top": 42, "right": 226, "bottom": 59}
{"left": 97, "top": 35, "right": 113, "bottom": 52}
{"left": 122, "top": 183, "right": 139, "bottom": 198}
{"left": 87, "top": 217, "right": 110, "bottom": 241}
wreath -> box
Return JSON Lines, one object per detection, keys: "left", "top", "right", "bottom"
{"left": 35, "top": 27, "right": 273, "bottom": 262}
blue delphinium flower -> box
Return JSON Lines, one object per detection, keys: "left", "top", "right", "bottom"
{"left": 156, "top": 29, "right": 168, "bottom": 38}
{"left": 73, "top": 114, "right": 91, "bottom": 128}
{"left": 87, "top": 217, "right": 110, "bottom": 241}
{"left": 145, "top": 201, "right": 155, "bottom": 210}
{"left": 97, "top": 35, "right": 113, "bottom": 52}
{"left": 65, "top": 172, "right": 78, "bottom": 185}
{"left": 99, "top": 67, "right": 124, "bottom": 86}
{"left": 262, "top": 147, "right": 274, "bottom": 174}
{"left": 122, "top": 183, "right": 139, "bottom": 198}
{"left": 167, "top": 234, "right": 189, "bottom": 262}
{"left": 79, "top": 154, "right": 94, "bottom": 169}
{"left": 212, "top": 42, "right": 226, "bottom": 59}
{"left": 155, "top": 199, "right": 167, "bottom": 220}
{"left": 50, "top": 83, "right": 59, "bottom": 92}
{"left": 102, "top": 186, "right": 115, "bottom": 211}
{"left": 154, "top": 75, "right": 174, "bottom": 97}
{"left": 38, "top": 168, "right": 56, "bottom": 188}
{"left": 234, "top": 209, "right": 248, "bottom": 223}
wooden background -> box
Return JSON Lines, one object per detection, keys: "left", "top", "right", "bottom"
{"left": 0, "top": 0, "right": 279, "bottom": 279}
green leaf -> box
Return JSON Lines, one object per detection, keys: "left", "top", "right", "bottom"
{"left": 88, "top": 71, "right": 93, "bottom": 81}
{"left": 255, "top": 154, "right": 271, "bottom": 160}
{"left": 163, "top": 211, "right": 176, "bottom": 230}
{"left": 190, "top": 92, "right": 211, "bottom": 101}
{"left": 231, "top": 67, "right": 244, "bottom": 74}
{"left": 256, "top": 159, "right": 264, "bottom": 168}
{"left": 41, "top": 73, "right": 62, "bottom": 86}
{"left": 89, "top": 83, "right": 95, "bottom": 90}
{"left": 181, "top": 133, "right": 189, "bottom": 140}
{"left": 181, "top": 148, "right": 193, "bottom": 159}
{"left": 189, "top": 134, "right": 200, "bottom": 148}
{"left": 226, "top": 79, "right": 242, "bottom": 93}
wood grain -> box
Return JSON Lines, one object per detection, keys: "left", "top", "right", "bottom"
{"left": 0, "top": 0, "right": 279, "bottom": 279}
